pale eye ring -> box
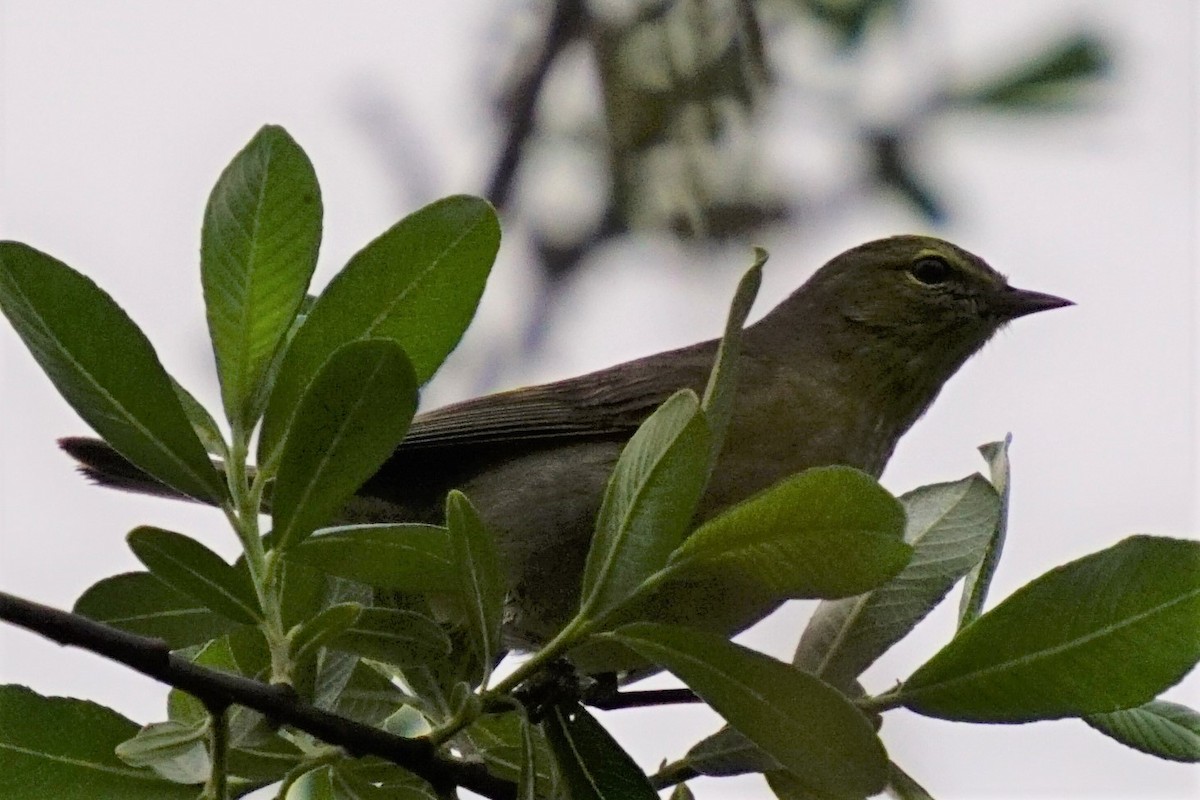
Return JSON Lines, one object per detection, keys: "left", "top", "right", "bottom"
{"left": 910, "top": 256, "right": 952, "bottom": 285}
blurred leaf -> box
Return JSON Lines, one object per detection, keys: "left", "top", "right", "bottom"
{"left": 285, "top": 524, "right": 455, "bottom": 591}
{"left": 664, "top": 466, "right": 909, "bottom": 600}
{"left": 260, "top": 195, "right": 499, "bottom": 465}
{"left": 800, "top": 0, "right": 905, "bottom": 48}
{"left": 543, "top": 703, "right": 659, "bottom": 800}
{"left": 289, "top": 602, "right": 364, "bottom": 666}
{"left": 0, "top": 685, "right": 197, "bottom": 799}
{"left": 126, "top": 526, "right": 262, "bottom": 625}
{"left": 795, "top": 474, "right": 998, "bottom": 690}
{"left": 901, "top": 536, "right": 1200, "bottom": 722}
{"left": 608, "top": 623, "right": 887, "bottom": 799}
{"left": 331, "top": 607, "right": 451, "bottom": 668}
{"left": 0, "top": 242, "right": 225, "bottom": 503}
{"left": 115, "top": 719, "right": 210, "bottom": 785}
{"left": 700, "top": 250, "right": 763, "bottom": 471}
{"left": 445, "top": 491, "right": 505, "bottom": 684}
{"left": 1084, "top": 700, "right": 1200, "bottom": 763}
{"left": 580, "top": 389, "right": 710, "bottom": 624}
{"left": 74, "top": 571, "right": 242, "bottom": 649}
{"left": 518, "top": 714, "right": 539, "bottom": 800}
{"left": 685, "top": 725, "right": 781, "bottom": 777}
{"left": 869, "top": 131, "right": 947, "bottom": 224}
{"left": 201, "top": 124, "right": 321, "bottom": 430}
{"left": 272, "top": 339, "right": 417, "bottom": 549}
{"left": 959, "top": 437, "right": 1010, "bottom": 628}
{"left": 952, "top": 32, "right": 1111, "bottom": 108}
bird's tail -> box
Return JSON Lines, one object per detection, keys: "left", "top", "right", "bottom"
{"left": 58, "top": 436, "right": 210, "bottom": 504}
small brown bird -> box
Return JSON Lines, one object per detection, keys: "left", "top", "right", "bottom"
{"left": 62, "top": 235, "right": 1071, "bottom": 652}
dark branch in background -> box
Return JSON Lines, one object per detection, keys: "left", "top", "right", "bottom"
{"left": 485, "top": 0, "right": 587, "bottom": 211}
{"left": 0, "top": 591, "right": 518, "bottom": 800}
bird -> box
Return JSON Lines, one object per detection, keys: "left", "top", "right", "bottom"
{"left": 61, "top": 235, "right": 1071, "bottom": 657}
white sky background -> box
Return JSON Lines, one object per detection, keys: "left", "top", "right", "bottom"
{"left": 0, "top": 1, "right": 1196, "bottom": 798}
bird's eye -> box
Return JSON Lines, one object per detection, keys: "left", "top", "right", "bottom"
{"left": 909, "top": 256, "right": 952, "bottom": 285}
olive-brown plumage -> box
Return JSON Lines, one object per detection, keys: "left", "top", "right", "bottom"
{"left": 61, "top": 235, "right": 1071, "bottom": 652}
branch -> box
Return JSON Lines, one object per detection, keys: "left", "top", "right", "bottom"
{"left": 0, "top": 591, "right": 517, "bottom": 800}
{"left": 585, "top": 686, "right": 701, "bottom": 710}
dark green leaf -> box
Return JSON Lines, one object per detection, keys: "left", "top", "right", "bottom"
{"left": 795, "top": 474, "right": 998, "bottom": 689}
{"left": 168, "top": 629, "right": 271, "bottom": 725}
{"left": 607, "top": 623, "right": 887, "bottom": 799}
{"left": 331, "top": 607, "right": 451, "bottom": 667}
{"left": 332, "top": 766, "right": 439, "bottom": 799}
{"left": 286, "top": 524, "right": 455, "bottom": 591}
{"left": 74, "top": 571, "right": 241, "bottom": 649}
{"left": 171, "top": 378, "right": 228, "bottom": 457}
{"left": 580, "top": 389, "right": 710, "bottom": 623}
{"left": 543, "top": 703, "right": 659, "bottom": 800}
{"left": 700, "top": 250, "right": 763, "bottom": 470}
{"left": 885, "top": 761, "right": 934, "bottom": 800}
{"left": 115, "top": 719, "right": 210, "bottom": 784}
{"left": 272, "top": 339, "right": 417, "bottom": 549}
{"left": 0, "top": 242, "right": 225, "bottom": 502}
{"left": 900, "top": 536, "right": 1200, "bottom": 722}
{"left": 463, "top": 711, "right": 558, "bottom": 794}
{"left": 126, "top": 526, "right": 261, "bottom": 624}
{"left": 959, "top": 437, "right": 1010, "bottom": 628}
{"left": 664, "top": 466, "right": 909, "bottom": 599}
{"left": 0, "top": 685, "right": 197, "bottom": 799}
{"left": 202, "top": 125, "right": 322, "bottom": 429}
{"left": 518, "top": 714, "right": 539, "bottom": 800}
{"left": 446, "top": 490, "right": 505, "bottom": 682}
{"left": 952, "top": 31, "right": 1111, "bottom": 108}
{"left": 259, "top": 195, "right": 499, "bottom": 465}
{"left": 289, "top": 602, "right": 364, "bottom": 666}
{"left": 685, "top": 725, "right": 781, "bottom": 777}
{"left": 330, "top": 661, "right": 415, "bottom": 726}
{"left": 669, "top": 784, "right": 696, "bottom": 800}
{"left": 1084, "top": 700, "right": 1200, "bottom": 763}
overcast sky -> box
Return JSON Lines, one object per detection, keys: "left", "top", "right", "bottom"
{"left": 1, "top": 2, "right": 1196, "bottom": 798}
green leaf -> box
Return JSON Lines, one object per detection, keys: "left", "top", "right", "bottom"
{"left": 329, "top": 661, "right": 415, "bottom": 727}
{"left": 795, "top": 474, "right": 998, "bottom": 690}
{"left": 700, "top": 249, "right": 763, "bottom": 471}
{"left": 445, "top": 491, "right": 505, "bottom": 683}
{"left": 0, "top": 242, "right": 225, "bottom": 502}
{"left": 518, "top": 714, "right": 539, "bottom": 800}
{"left": 664, "top": 466, "right": 909, "bottom": 599}
{"left": 0, "top": 685, "right": 197, "bottom": 799}
{"left": 115, "top": 719, "right": 210, "bottom": 784}
{"left": 885, "top": 761, "right": 934, "bottom": 800}
{"left": 168, "top": 629, "right": 271, "bottom": 725}
{"left": 542, "top": 703, "right": 659, "bottom": 800}
{"left": 952, "top": 31, "right": 1111, "bottom": 108}
{"left": 900, "top": 535, "right": 1200, "bottom": 722}
{"left": 202, "top": 125, "right": 322, "bottom": 430}
{"left": 684, "top": 725, "right": 781, "bottom": 777}
{"left": 579, "top": 389, "right": 710, "bottom": 623}
{"left": 1084, "top": 700, "right": 1200, "bottom": 763}
{"left": 332, "top": 766, "right": 438, "bottom": 799}
{"left": 607, "top": 623, "right": 887, "bottom": 799}
{"left": 285, "top": 524, "right": 455, "bottom": 591}
{"left": 74, "top": 571, "right": 242, "bottom": 649}
{"left": 462, "top": 711, "right": 558, "bottom": 794}
{"left": 286, "top": 766, "right": 336, "bottom": 800}
{"left": 171, "top": 378, "right": 228, "bottom": 457}
{"left": 331, "top": 607, "right": 451, "bottom": 667}
{"left": 959, "top": 437, "right": 1010, "bottom": 628}
{"left": 669, "top": 784, "right": 696, "bottom": 800}
{"left": 272, "top": 339, "right": 417, "bottom": 549}
{"left": 288, "top": 602, "right": 364, "bottom": 666}
{"left": 259, "top": 195, "right": 499, "bottom": 465}
{"left": 126, "top": 526, "right": 262, "bottom": 625}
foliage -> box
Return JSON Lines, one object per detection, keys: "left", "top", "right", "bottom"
{"left": 0, "top": 127, "right": 1195, "bottom": 800}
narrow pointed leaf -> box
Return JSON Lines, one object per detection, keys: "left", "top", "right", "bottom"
{"left": 127, "top": 526, "right": 261, "bottom": 624}
{"left": 1084, "top": 700, "right": 1200, "bottom": 763}
{"left": 288, "top": 602, "right": 364, "bottom": 665}
{"left": 202, "top": 125, "right": 322, "bottom": 429}
{"left": 272, "top": 339, "right": 417, "bottom": 550}
{"left": 285, "top": 524, "right": 455, "bottom": 591}
{"left": 685, "top": 725, "right": 781, "bottom": 777}
{"left": 901, "top": 536, "right": 1200, "bottom": 722}
{"left": 0, "top": 685, "right": 197, "bottom": 799}
{"left": 885, "top": 762, "right": 935, "bottom": 800}
{"left": 74, "top": 571, "right": 242, "bottom": 649}
{"left": 445, "top": 490, "right": 505, "bottom": 682}
{"left": 543, "top": 703, "right": 659, "bottom": 800}
{"left": 959, "top": 436, "right": 1010, "bottom": 628}
{"left": 795, "top": 474, "right": 998, "bottom": 689}
{"left": 0, "top": 242, "right": 225, "bottom": 502}
{"left": 607, "top": 622, "right": 887, "bottom": 799}
{"left": 170, "top": 379, "right": 227, "bottom": 457}
{"left": 260, "top": 195, "right": 499, "bottom": 464}
{"left": 580, "top": 389, "right": 710, "bottom": 622}
{"left": 952, "top": 32, "right": 1110, "bottom": 108}
{"left": 664, "top": 466, "right": 909, "bottom": 599}
{"left": 331, "top": 607, "right": 451, "bottom": 667}
{"left": 700, "top": 249, "right": 764, "bottom": 470}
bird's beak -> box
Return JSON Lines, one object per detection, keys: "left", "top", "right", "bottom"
{"left": 996, "top": 285, "right": 1074, "bottom": 320}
